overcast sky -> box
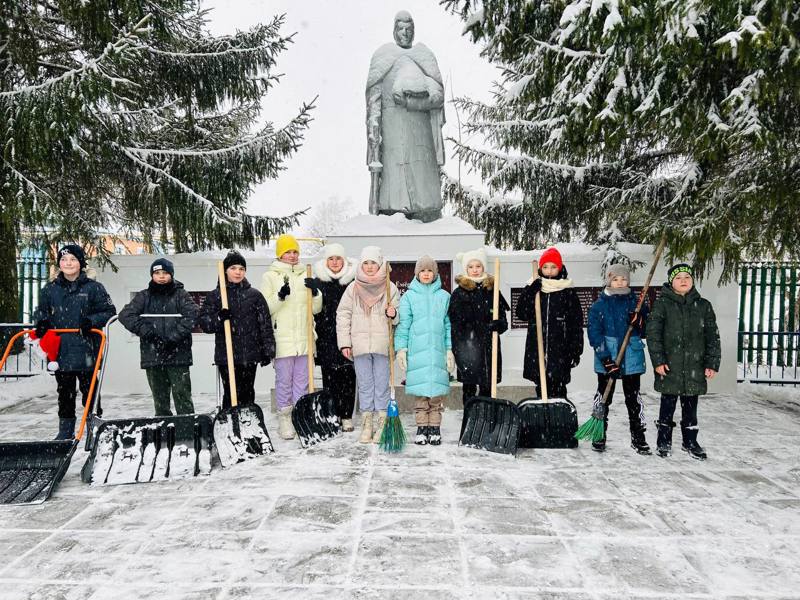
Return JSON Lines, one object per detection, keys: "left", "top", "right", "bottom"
{"left": 201, "top": 0, "right": 497, "bottom": 224}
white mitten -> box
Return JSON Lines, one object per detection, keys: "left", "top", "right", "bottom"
{"left": 397, "top": 349, "right": 407, "bottom": 371}
{"left": 447, "top": 350, "right": 456, "bottom": 373}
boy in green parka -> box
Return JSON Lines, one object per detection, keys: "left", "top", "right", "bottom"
{"left": 646, "top": 264, "right": 721, "bottom": 460}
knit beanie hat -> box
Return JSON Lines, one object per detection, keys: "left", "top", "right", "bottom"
{"left": 275, "top": 234, "right": 300, "bottom": 258}
{"left": 223, "top": 251, "right": 247, "bottom": 271}
{"left": 324, "top": 243, "right": 347, "bottom": 260}
{"left": 360, "top": 245, "right": 383, "bottom": 265}
{"left": 668, "top": 263, "right": 693, "bottom": 284}
{"left": 414, "top": 255, "right": 438, "bottom": 276}
{"left": 150, "top": 258, "right": 174, "bottom": 277}
{"left": 57, "top": 244, "right": 86, "bottom": 270}
{"left": 457, "top": 248, "right": 487, "bottom": 273}
{"left": 538, "top": 247, "right": 563, "bottom": 271}
{"left": 606, "top": 263, "right": 630, "bottom": 284}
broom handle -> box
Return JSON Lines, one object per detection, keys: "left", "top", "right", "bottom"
{"left": 218, "top": 261, "right": 238, "bottom": 408}
{"left": 601, "top": 235, "right": 667, "bottom": 405}
{"left": 535, "top": 290, "right": 548, "bottom": 402}
{"left": 386, "top": 264, "right": 395, "bottom": 400}
{"left": 491, "top": 258, "right": 500, "bottom": 399}
{"left": 306, "top": 264, "right": 315, "bottom": 393}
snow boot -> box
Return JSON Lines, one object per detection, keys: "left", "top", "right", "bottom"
{"left": 630, "top": 427, "right": 652, "bottom": 455}
{"left": 427, "top": 426, "right": 441, "bottom": 446}
{"left": 54, "top": 418, "right": 75, "bottom": 441}
{"left": 655, "top": 419, "right": 674, "bottom": 458}
{"left": 372, "top": 414, "right": 386, "bottom": 444}
{"left": 681, "top": 427, "right": 707, "bottom": 460}
{"left": 342, "top": 418, "right": 354, "bottom": 433}
{"left": 591, "top": 411, "right": 608, "bottom": 452}
{"left": 359, "top": 412, "right": 373, "bottom": 444}
{"left": 278, "top": 406, "right": 296, "bottom": 440}
{"left": 414, "top": 426, "right": 428, "bottom": 445}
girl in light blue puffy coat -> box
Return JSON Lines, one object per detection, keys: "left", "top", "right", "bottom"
{"left": 586, "top": 263, "right": 651, "bottom": 455}
{"left": 395, "top": 255, "right": 454, "bottom": 446}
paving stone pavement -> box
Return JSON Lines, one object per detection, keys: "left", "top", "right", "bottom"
{"left": 0, "top": 382, "right": 798, "bottom": 599}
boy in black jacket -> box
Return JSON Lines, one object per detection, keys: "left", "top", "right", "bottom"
{"left": 119, "top": 258, "right": 198, "bottom": 416}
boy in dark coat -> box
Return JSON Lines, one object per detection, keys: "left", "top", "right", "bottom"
{"left": 587, "top": 263, "right": 650, "bottom": 454}
{"left": 33, "top": 245, "right": 116, "bottom": 439}
{"left": 448, "top": 248, "right": 509, "bottom": 404}
{"left": 646, "top": 264, "right": 721, "bottom": 459}
{"left": 118, "top": 258, "right": 198, "bottom": 416}
{"left": 515, "top": 247, "right": 583, "bottom": 398}
{"left": 198, "top": 252, "right": 275, "bottom": 409}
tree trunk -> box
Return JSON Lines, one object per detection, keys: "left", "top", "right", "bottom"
{"left": 0, "top": 209, "right": 18, "bottom": 323}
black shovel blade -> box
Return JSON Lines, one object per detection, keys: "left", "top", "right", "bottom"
{"left": 292, "top": 390, "right": 341, "bottom": 449}
{"left": 213, "top": 404, "right": 274, "bottom": 468}
{"left": 459, "top": 396, "right": 521, "bottom": 456}
{"left": 517, "top": 397, "right": 579, "bottom": 448}
{"left": 0, "top": 440, "right": 77, "bottom": 504}
{"left": 81, "top": 414, "right": 216, "bottom": 485}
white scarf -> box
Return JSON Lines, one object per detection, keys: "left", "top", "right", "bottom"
{"left": 541, "top": 277, "right": 573, "bottom": 294}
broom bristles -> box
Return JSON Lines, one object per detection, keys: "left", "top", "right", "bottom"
{"left": 379, "top": 415, "right": 406, "bottom": 453}
{"left": 574, "top": 416, "right": 605, "bottom": 442}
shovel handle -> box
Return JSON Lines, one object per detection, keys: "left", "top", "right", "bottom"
{"left": 491, "top": 258, "right": 500, "bottom": 399}
{"left": 386, "top": 264, "right": 395, "bottom": 400}
{"left": 218, "top": 261, "right": 238, "bottom": 408}
{"left": 534, "top": 290, "right": 548, "bottom": 402}
{"left": 306, "top": 264, "right": 315, "bottom": 393}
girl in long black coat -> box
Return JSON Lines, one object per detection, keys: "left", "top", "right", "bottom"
{"left": 312, "top": 243, "right": 358, "bottom": 431}
{"left": 448, "top": 249, "right": 509, "bottom": 404}
{"left": 515, "top": 247, "right": 583, "bottom": 398}
{"left": 197, "top": 252, "right": 275, "bottom": 409}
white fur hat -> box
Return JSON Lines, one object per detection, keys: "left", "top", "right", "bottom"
{"left": 456, "top": 248, "right": 488, "bottom": 273}
{"left": 324, "top": 243, "right": 346, "bottom": 260}
{"left": 360, "top": 245, "right": 383, "bottom": 265}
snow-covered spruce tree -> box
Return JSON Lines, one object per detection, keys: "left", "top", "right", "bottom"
{"left": 442, "top": 0, "right": 800, "bottom": 280}
{"left": 0, "top": 1, "right": 313, "bottom": 320}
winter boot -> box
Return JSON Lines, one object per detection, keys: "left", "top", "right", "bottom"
{"left": 655, "top": 420, "right": 675, "bottom": 458}
{"left": 54, "top": 418, "right": 75, "bottom": 441}
{"left": 372, "top": 414, "right": 386, "bottom": 444}
{"left": 278, "top": 406, "right": 296, "bottom": 440}
{"left": 359, "top": 412, "right": 373, "bottom": 444}
{"left": 591, "top": 410, "right": 608, "bottom": 453}
{"left": 341, "top": 418, "right": 354, "bottom": 433}
{"left": 681, "top": 426, "right": 707, "bottom": 460}
{"left": 427, "top": 426, "right": 441, "bottom": 446}
{"left": 630, "top": 428, "right": 652, "bottom": 455}
{"left": 414, "top": 426, "right": 428, "bottom": 445}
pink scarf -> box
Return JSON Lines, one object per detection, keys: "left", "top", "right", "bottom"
{"left": 354, "top": 262, "right": 387, "bottom": 315}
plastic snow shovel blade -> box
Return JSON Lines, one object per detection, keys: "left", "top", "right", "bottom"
{"left": 81, "top": 414, "right": 216, "bottom": 485}
{"left": 459, "top": 397, "right": 521, "bottom": 456}
{"left": 0, "top": 440, "right": 77, "bottom": 505}
{"left": 517, "top": 398, "right": 579, "bottom": 449}
{"left": 213, "top": 404, "right": 274, "bottom": 467}
{"left": 292, "top": 390, "right": 341, "bottom": 449}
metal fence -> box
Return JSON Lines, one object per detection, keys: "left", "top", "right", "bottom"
{"left": 0, "top": 324, "right": 45, "bottom": 381}
{"left": 17, "top": 247, "right": 50, "bottom": 323}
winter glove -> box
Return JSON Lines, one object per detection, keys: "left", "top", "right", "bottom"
{"left": 629, "top": 311, "right": 645, "bottom": 332}
{"left": 34, "top": 319, "right": 52, "bottom": 339}
{"left": 601, "top": 357, "right": 620, "bottom": 378}
{"left": 218, "top": 308, "right": 231, "bottom": 322}
{"left": 488, "top": 319, "right": 506, "bottom": 334}
{"left": 79, "top": 317, "right": 93, "bottom": 337}
{"left": 396, "top": 349, "right": 407, "bottom": 371}
{"left": 304, "top": 278, "right": 320, "bottom": 296}
{"left": 446, "top": 350, "right": 456, "bottom": 373}
{"left": 277, "top": 280, "right": 291, "bottom": 300}
{"left": 526, "top": 278, "right": 543, "bottom": 294}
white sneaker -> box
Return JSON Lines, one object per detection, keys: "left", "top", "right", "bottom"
{"left": 372, "top": 414, "right": 386, "bottom": 444}
{"left": 359, "top": 412, "right": 373, "bottom": 444}
{"left": 278, "top": 406, "right": 296, "bottom": 440}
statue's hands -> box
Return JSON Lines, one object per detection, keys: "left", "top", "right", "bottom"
{"left": 392, "top": 90, "right": 407, "bottom": 107}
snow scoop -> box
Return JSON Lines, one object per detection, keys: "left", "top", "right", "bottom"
{"left": 517, "top": 287, "right": 579, "bottom": 449}
{"left": 292, "top": 264, "right": 341, "bottom": 448}
{"left": 379, "top": 265, "right": 406, "bottom": 453}
{"left": 80, "top": 315, "right": 217, "bottom": 485}
{"left": 459, "top": 259, "right": 522, "bottom": 455}
{"left": 0, "top": 327, "right": 105, "bottom": 504}
{"left": 575, "top": 236, "right": 666, "bottom": 443}
{"left": 212, "top": 262, "right": 274, "bottom": 466}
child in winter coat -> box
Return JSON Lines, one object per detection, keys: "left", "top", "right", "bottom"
{"left": 336, "top": 246, "right": 399, "bottom": 443}
{"left": 448, "top": 248, "right": 509, "bottom": 405}
{"left": 647, "top": 264, "right": 720, "bottom": 460}
{"left": 260, "top": 234, "right": 323, "bottom": 439}
{"left": 198, "top": 251, "right": 275, "bottom": 410}
{"left": 515, "top": 247, "right": 583, "bottom": 398}
{"left": 312, "top": 243, "right": 358, "bottom": 432}
{"left": 119, "top": 258, "right": 198, "bottom": 416}
{"left": 395, "top": 255, "right": 454, "bottom": 446}
{"left": 587, "top": 263, "right": 651, "bottom": 454}
{"left": 33, "top": 244, "right": 116, "bottom": 439}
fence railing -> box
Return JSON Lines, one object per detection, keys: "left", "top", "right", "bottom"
{"left": 16, "top": 248, "right": 50, "bottom": 323}
{"left": 0, "top": 324, "right": 46, "bottom": 381}
{"left": 737, "top": 330, "right": 800, "bottom": 386}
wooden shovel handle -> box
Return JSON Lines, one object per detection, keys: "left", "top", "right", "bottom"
{"left": 218, "top": 261, "right": 238, "bottom": 407}
{"left": 386, "top": 264, "right": 395, "bottom": 398}
{"left": 491, "top": 258, "right": 500, "bottom": 399}
{"left": 306, "top": 264, "right": 315, "bottom": 393}
{"left": 534, "top": 289, "right": 548, "bottom": 402}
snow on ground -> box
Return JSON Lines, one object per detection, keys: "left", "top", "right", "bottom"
{"left": 1, "top": 380, "right": 799, "bottom": 599}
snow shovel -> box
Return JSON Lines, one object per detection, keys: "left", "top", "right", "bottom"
{"left": 81, "top": 315, "right": 217, "bottom": 485}
{"left": 292, "top": 264, "right": 341, "bottom": 448}
{"left": 517, "top": 288, "right": 579, "bottom": 448}
{"left": 0, "top": 327, "right": 106, "bottom": 504}
{"left": 212, "top": 261, "right": 274, "bottom": 466}
{"left": 459, "top": 259, "right": 522, "bottom": 455}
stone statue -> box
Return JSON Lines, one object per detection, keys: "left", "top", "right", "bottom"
{"left": 366, "top": 11, "right": 445, "bottom": 223}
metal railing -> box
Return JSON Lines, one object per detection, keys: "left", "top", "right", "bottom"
{"left": 0, "top": 323, "right": 46, "bottom": 381}
{"left": 737, "top": 330, "right": 800, "bottom": 387}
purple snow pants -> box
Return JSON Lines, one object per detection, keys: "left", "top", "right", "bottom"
{"left": 274, "top": 355, "right": 309, "bottom": 410}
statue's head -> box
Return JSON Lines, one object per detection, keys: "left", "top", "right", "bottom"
{"left": 393, "top": 11, "right": 414, "bottom": 49}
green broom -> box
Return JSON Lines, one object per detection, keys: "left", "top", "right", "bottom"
{"left": 379, "top": 265, "right": 406, "bottom": 453}
{"left": 575, "top": 236, "right": 667, "bottom": 442}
